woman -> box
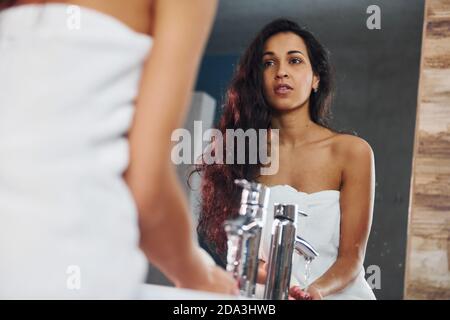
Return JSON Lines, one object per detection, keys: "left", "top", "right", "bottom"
{"left": 0, "top": 0, "right": 237, "bottom": 298}
{"left": 197, "top": 19, "right": 376, "bottom": 300}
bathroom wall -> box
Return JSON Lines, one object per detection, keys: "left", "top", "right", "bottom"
{"left": 404, "top": 0, "right": 450, "bottom": 300}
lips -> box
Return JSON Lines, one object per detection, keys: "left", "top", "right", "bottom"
{"left": 274, "top": 83, "right": 293, "bottom": 95}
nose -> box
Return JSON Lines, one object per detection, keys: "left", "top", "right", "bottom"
{"left": 275, "top": 63, "right": 289, "bottom": 79}
{"left": 275, "top": 70, "right": 288, "bottom": 79}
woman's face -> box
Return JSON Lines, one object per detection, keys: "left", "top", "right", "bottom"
{"left": 262, "top": 32, "right": 319, "bottom": 112}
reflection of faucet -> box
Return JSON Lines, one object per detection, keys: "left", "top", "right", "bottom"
{"left": 263, "top": 204, "right": 297, "bottom": 300}
{"left": 295, "top": 236, "right": 319, "bottom": 261}
{"left": 224, "top": 179, "right": 270, "bottom": 298}
{"left": 263, "top": 204, "right": 319, "bottom": 300}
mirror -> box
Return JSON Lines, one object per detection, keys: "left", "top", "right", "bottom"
{"left": 150, "top": 0, "right": 427, "bottom": 300}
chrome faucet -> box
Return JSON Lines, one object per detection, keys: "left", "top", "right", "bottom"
{"left": 263, "top": 203, "right": 297, "bottom": 300}
{"left": 295, "top": 235, "right": 319, "bottom": 261}
{"left": 224, "top": 179, "right": 270, "bottom": 298}
{"left": 263, "top": 204, "right": 319, "bottom": 300}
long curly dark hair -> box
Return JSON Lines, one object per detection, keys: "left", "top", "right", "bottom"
{"left": 0, "top": 1, "right": 47, "bottom": 10}
{"left": 0, "top": 0, "right": 21, "bottom": 10}
{"left": 194, "top": 18, "right": 336, "bottom": 264}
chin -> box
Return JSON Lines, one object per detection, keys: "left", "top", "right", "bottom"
{"left": 270, "top": 102, "right": 299, "bottom": 113}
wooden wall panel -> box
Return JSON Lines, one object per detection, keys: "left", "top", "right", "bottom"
{"left": 404, "top": 0, "right": 450, "bottom": 300}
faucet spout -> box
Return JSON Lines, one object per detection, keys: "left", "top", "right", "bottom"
{"left": 294, "top": 236, "right": 319, "bottom": 261}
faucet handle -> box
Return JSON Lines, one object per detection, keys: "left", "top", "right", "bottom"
{"left": 234, "top": 179, "right": 270, "bottom": 208}
{"left": 234, "top": 179, "right": 264, "bottom": 191}
{"left": 234, "top": 179, "right": 250, "bottom": 189}
{"left": 298, "top": 209, "right": 308, "bottom": 217}
{"left": 274, "top": 203, "right": 297, "bottom": 222}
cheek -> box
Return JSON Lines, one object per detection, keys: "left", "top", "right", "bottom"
{"left": 296, "top": 72, "right": 314, "bottom": 93}
{"left": 298, "top": 69, "right": 313, "bottom": 84}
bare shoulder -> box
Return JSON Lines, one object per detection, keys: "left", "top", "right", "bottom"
{"left": 331, "top": 133, "right": 374, "bottom": 166}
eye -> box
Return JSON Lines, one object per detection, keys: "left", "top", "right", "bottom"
{"left": 290, "top": 57, "right": 303, "bottom": 64}
{"left": 263, "top": 60, "right": 275, "bottom": 68}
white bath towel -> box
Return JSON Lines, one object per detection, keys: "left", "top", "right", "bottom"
{"left": 0, "top": 4, "right": 153, "bottom": 299}
{"left": 259, "top": 185, "right": 376, "bottom": 300}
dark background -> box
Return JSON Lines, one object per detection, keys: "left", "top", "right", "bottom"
{"left": 147, "top": 0, "right": 425, "bottom": 300}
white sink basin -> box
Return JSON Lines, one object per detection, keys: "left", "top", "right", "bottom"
{"left": 138, "top": 284, "right": 253, "bottom": 300}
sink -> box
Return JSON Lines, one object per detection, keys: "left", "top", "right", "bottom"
{"left": 138, "top": 284, "right": 252, "bottom": 300}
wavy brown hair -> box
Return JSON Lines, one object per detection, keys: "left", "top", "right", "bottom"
{"left": 0, "top": 0, "right": 17, "bottom": 9}
{"left": 0, "top": 1, "right": 47, "bottom": 10}
{"left": 194, "top": 18, "right": 335, "bottom": 264}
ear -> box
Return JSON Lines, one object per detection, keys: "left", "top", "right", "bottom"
{"left": 312, "top": 74, "right": 320, "bottom": 91}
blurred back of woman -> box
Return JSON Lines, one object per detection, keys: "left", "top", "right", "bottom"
{"left": 0, "top": 0, "right": 237, "bottom": 299}
{"left": 0, "top": 0, "right": 155, "bottom": 34}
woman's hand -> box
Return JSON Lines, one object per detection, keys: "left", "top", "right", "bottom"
{"left": 258, "top": 259, "right": 323, "bottom": 299}
{"left": 179, "top": 264, "right": 239, "bottom": 296}
{"left": 257, "top": 260, "right": 268, "bottom": 284}
{"left": 306, "top": 285, "right": 323, "bottom": 300}
{"left": 176, "top": 247, "right": 239, "bottom": 296}
{"left": 289, "top": 285, "right": 323, "bottom": 300}
{"left": 289, "top": 286, "right": 312, "bottom": 300}
{"left": 192, "top": 266, "right": 239, "bottom": 295}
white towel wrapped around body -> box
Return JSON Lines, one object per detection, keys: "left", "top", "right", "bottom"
{"left": 0, "top": 4, "right": 153, "bottom": 299}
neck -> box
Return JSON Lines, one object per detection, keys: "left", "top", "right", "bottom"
{"left": 271, "top": 103, "right": 319, "bottom": 147}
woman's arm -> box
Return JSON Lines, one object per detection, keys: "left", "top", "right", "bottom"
{"left": 139, "top": 163, "right": 236, "bottom": 293}
{"left": 125, "top": 0, "right": 217, "bottom": 212}
{"left": 124, "top": 0, "right": 237, "bottom": 294}
{"left": 307, "top": 137, "right": 375, "bottom": 299}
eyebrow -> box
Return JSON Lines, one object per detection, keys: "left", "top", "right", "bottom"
{"left": 263, "top": 50, "right": 306, "bottom": 57}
